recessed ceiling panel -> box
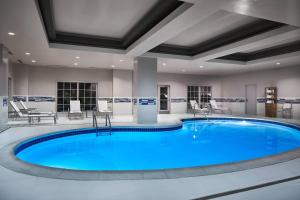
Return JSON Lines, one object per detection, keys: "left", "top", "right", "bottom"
{"left": 53, "top": 0, "right": 159, "bottom": 38}
{"left": 165, "top": 11, "right": 257, "bottom": 47}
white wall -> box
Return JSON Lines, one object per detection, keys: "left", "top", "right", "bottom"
{"left": 113, "top": 69, "right": 132, "bottom": 115}
{"left": 220, "top": 66, "right": 300, "bottom": 118}
{"left": 13, "top": 64, "right": 113, "bottom": 112}
{"left": 11, "top": 63, "right": 300, "bottom": 119}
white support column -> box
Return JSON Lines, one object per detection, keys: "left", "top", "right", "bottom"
{"left": 133, "top": 57, "right": 158, "bottom": 124}
{"left": 0, "top": 44, "right": 9, "bottom": 131}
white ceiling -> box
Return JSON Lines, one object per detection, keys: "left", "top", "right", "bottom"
{"left": 0, "top": 0, "right": 299, "bottom": 76}
{"left": 241, "top": 35, "right": 300, "bottom": 53}
{"left": 165, "top": 10, "right": 256, "bottom": 47}
{"left": 53, "top": 0, "right": 158, "bottom": 38}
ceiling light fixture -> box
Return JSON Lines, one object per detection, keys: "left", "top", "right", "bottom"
{"left": 74, "top": 63, "right": 78, "bottom": 66}
{"left": 111, "top": 65, "right": 115, "bottom": 68}
{"left": 162, "top": 62, "right": 166, "bottom": 66}
{"left": 276, "top": 62, "right": 281, "bottom": 65}
{"left": 75, "top": 56, "right": 80, "bottom": 59}
{"left": 31, "top": 60, "right": 36, "bottom": 63}
{"left": 199, "top": 65, "right": 203, "bottom": 68}
{"left": 8, "top": 32, "right": 15, "bottom": 36}
{"left": 25, "top": 52, "right": 31, "bottom": 55}
{"left": 119, "top": 59, "right": 124, "bottom": 62}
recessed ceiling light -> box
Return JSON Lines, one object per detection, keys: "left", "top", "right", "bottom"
{"left": 119, "top": 59, "right": 124, "bottom": 62}
{"left": 162, "top": 62, "right": 166, "bottom": 66}
{"left": 31, "top": 60, "right": 36, "bottom": 63}
{"left": 25, "top": 52, "right": 31, "bottom": 55}
{"left": 74, "top": 63, "right": 78, "bottom": 66}
{"left": 8, "top": 32, "right": 15, "bottom": 36}
{"left": 276, "top": 62, "right": 281, "bottom": 65}
{"left": 75, "top": 56, "right": 80, "bottom": 59}
{"left": 111, "top": 65, "right": 115, "bottom": 68}
{"left": 199, "top": 65, "right": 204, "bottom": 68}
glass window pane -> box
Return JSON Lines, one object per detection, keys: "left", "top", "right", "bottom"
{"left": 71, "top": 82, "right": 77, "bottom": 90}
{"left": 79, "top": 83, "right": 84, "bottom": 90}
{"left": 91, "top": 83, "right": 97, "bottom": 91}
{"left": 85, "top": 105, "right": 91, "bottom": 111}
{"left": 57, "top": 90, "right": 63, "bottom": 97}
{"left": 57, "top": 98, "right": 63, "bottom": 104}
{"left": 57, "top": 82, "right": 63, "bottom": 89}
{"left": 64, "top": 90, "right": 70, "bottom": 98}
{"left": 79, "top": 90, "right": 84, "bottom": 97}
{"left": 85, "top": 98, "right": 91, "bottom": 104}
{"left": 91, "top": 91, "right": 96, "bottom": 97}
{"left": 71, "top": 90, "right": 77, "bottom": 98}
{"left": 85, "top": 90, "right": 91, "bottom": 97}
{"left": 64, "top": 82, "right": 70, "bottom": 89}
{"left": 57, "top": 105, "right": 63, "bottom": 112}
{"left": 79, "top": 98, "right": 84, "bottom": 104}
{"left": 85, "top": 83, "right": 91, "bottom": 90}
{"left": 63, "top": 105, "right": 70, "bottom": 112}
{"left": 63, "top": 98, "right": 70, "bottom": 104}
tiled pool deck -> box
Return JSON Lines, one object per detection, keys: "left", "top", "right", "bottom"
{"left": 1, "top": 114, "right": 300, "bottom": 200}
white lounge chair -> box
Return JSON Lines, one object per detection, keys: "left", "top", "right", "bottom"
{"left": 190, "top": 100, "right": 210, "bottom": 117}
{"left": 19, "top": 101, "right": 37, "bottom": 113}
{"left": 209, "top": 100, "right": 231, "bottom": 114}
{"left": 97, "top": 100, "right": 113, "bottom": 116}
{"left": 10, "top": 101, "right": 57, "bottom": 124}
{"left": 278, "top": 103, "right": 292, "bottom": 118}
{"left": 68, "top": 100, "right": 84, "bottom": 119}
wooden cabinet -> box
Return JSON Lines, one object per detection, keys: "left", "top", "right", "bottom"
{"left": 265, "top": 87, "right": 277, "bottom": 117}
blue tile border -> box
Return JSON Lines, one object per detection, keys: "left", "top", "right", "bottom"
{"left": 133, "top": 98, "right": 137, "bottom": 105}
{"left": 114, "top": 98, "right": 132, "bottom": 103}
{"left": 257, "top": 98, "right": 300, "bottom": 104}
{"left": 98, "top": 97, "right": 113, "bottom": 103}
{"left": 139, "top": 98, "right": 156, "bottom": 105}
{"left": 2, "top": 96, "right": 8, "bottom": 107}
{"left": 12, "top": 95, "right": 27, "bottom": 102}
{"left": 171, "top": 98, "right": 187, "bottom": 103}
{"left": 213, "top": 98, "right": 246, "bottom": 103}
{"left": 28, "top": 96, "right": 55, "bottom": 102}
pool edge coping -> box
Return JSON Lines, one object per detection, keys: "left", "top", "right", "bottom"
{"left": 1, "top": 116, "right": 300, "bottom": 181}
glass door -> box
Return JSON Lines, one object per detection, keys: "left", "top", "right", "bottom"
{"left": 158, "top": 85, "right": 170, "bottom": 114}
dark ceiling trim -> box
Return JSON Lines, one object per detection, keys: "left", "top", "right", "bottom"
{"left": 55, "top": 32, "right": 123, "bottom": 49}
{"left": 35, "top": 0, "right": 56, "bottom": 40}
{"left": 218, "top": 40, "right": 300, "bottom": 62}
{"left": 150, "top": 19, "right": 286, "bottom": 56}
{"left": 122, "top": 0, "right": 184, "bottom": 48}
{"left": 36, "top": 0, "right": 184, "bottom": 49}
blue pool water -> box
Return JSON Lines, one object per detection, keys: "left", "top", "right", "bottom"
{"left": 16, "top": 119, "right": 300, "bottom": 170}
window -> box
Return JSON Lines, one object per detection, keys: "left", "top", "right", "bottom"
{"left": 187, "top": 86, "right": 212, "bottom": 109}
{"left": 57, "top": 82, "right": 97, "bottom": 112}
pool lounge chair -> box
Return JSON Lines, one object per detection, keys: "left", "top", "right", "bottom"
{"left": 10, "top": 101, "right": 57, "bottom": 124}
{"left": 97, "top": 100, "right": 113, "bottom": 116}
{"left": 19, "top": 101, "right": 37, "bottom": 113}
{"left": 190, "top": 100, "right": 210, "bottom": 117}
{"left": 19, "top": 100, "right": 58, "bottom": 118}
{"left": 68, "top": 100, "right": 84, "bottom": 119}
{"left": 278, "top": 103, "right": 292, "bottom": 118}
{"left": 209, "top": 100, "right": 231, "bottom": 114}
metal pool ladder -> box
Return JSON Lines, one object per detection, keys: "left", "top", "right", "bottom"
{"left": 93, "top": 111, "right": 112, "bottom": 136}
